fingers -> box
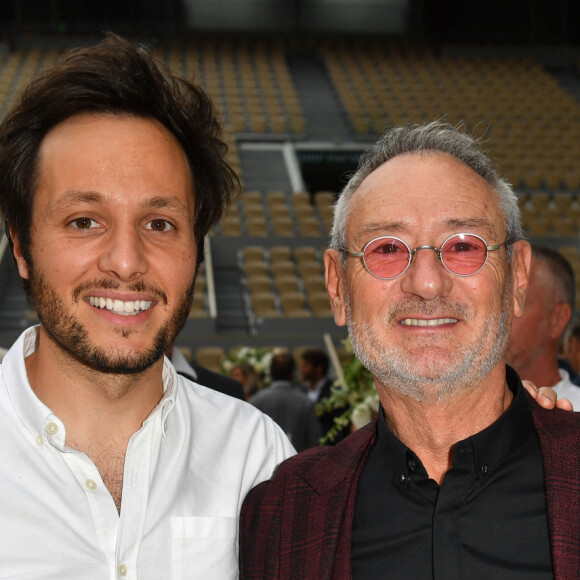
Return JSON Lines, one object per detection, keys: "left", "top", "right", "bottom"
{"left": 521, "top": 380, "right": 557, "bottom": 409}
{"left": 555, "top": 398, "right": 574, "bottom": 412}
{"left": 521, "top": 380, "right": 574, "bottom": 411}
{"left": 521, "top": 380, "right": 540, "bottom": 401}
{"left": 536, "top": 386, "right": 557, "bottom": 409}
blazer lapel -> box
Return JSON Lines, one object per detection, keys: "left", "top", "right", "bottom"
{"left": 278, "top": 423, "right": 377, "bottom": 579}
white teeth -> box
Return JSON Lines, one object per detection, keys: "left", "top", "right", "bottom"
{"left": 401, "top": 318, "right": 457, "bottom": 327}
{"left": 88, "top": 297, "right": 153, "bottom": 316}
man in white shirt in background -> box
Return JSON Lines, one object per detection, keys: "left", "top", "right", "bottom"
{"left": 562, "top": 320, "right": 580, "bottom": 385}
{"left": 507, "top": 244, "right": 580, "bottom": 410}
{"left": 0, "top": 35, "right": 294, "bottom": 579}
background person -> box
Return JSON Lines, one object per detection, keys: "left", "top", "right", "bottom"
{"left": 299, "top": 347, "right": 349, "bottom": 442}
{"left": 251, "top": 352, "right": 321, "bottom": 451}
{"left": 230, "top": 361, "right": 261, "bottom": 399}
{"left": 507, "top": 244, "right": 580, "bottom": 410}
{"left": 562, "top": 321, "right": 580, "bottom": 386}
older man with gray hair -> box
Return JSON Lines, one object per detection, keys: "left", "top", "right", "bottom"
{"left": 240, "top": 121, "right": 580, "bottom": 579}
{"left": 507, "top": 244, "right": 580, "bottom": 410}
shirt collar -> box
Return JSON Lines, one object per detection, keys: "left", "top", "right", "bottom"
{"left": 157, "top": 356, "right": 178, "bottom": 437}
{"left": 311, "top": 377, "right": 327, "bottom": 396}
{"left": 270, "top": 380, "right": 294, "bottom": 389}
{"left": 556, "top": 367, "right": 570, "bottom": 385}
{"left": 376, "top": 365, "right": 534, "bottom": 483}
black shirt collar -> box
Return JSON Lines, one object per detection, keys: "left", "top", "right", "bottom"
{"left": 376, "top": 365, "right": 534, "bottom": 483}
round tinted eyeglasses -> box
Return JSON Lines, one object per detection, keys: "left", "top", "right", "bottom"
{"left": 346, "top": 233, "right": 511, "bottom": 280}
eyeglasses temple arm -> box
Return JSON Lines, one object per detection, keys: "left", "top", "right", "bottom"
{"left": 487, "top": 241, "right": 511, "bottom": 251}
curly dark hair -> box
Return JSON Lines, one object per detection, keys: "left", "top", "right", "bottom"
{"left": 0, "top": 33, "right": 238, "bottom": 273}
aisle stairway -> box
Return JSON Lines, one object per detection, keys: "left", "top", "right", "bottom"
{"left": 287, "top": 52, "right": 352, "bottom": 142}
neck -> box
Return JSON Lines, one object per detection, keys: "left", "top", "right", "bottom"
{"left": 511, "top": 351, "right": 562, "bottom": 388}
{"left": 25, "top": 327, "right": 165, "bottom": 445}
{"left": 377, "top": 366, "right": 513, "bottom": 485}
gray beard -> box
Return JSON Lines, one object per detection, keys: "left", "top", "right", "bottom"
{"left": 345, "top": 282, "right": 512, "bottom": 403}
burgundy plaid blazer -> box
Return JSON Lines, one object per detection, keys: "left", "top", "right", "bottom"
{"left": 240, "top": 395, "right": 580, "bottom": 579}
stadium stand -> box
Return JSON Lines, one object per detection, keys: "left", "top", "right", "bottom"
{"left": 1, "top": 31, "right": 580, "bottom": 358}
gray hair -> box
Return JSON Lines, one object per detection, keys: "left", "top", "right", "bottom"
{"left": 330, "top": 121, "right": 523, "bottom": 259}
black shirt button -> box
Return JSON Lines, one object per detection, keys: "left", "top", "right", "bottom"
{"left": 408, "top": 459, "right": 417, "bottom": 471}
{"left": 480, "top": 464, "right": 490, "bottom": 474}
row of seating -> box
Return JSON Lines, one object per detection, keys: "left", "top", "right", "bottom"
{"left": 239, "top": 244, "right": 332, "bottom": 318}
{"left": 318, "top": 39, "right": 580, "bottom": 190}
{"left": 215, "top": 190, "right": 335, "bottom": 237}
{"left": 2, "top": 38, "right": 580, "bottom": 195}
{"left": 519, "top": 192, "right": 580, "bottom": 238}
{"left": 215, "top": 187, "right": 580, "bottom": 243}
{"left": 0, "top": 47, "right": 60, "bottom": 118}
{"left": 158, "top": 37, "right": 306, "bottom": 135}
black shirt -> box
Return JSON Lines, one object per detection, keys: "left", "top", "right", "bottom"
{"left": 351, "top": 366, "right": 553, "bottom": 579}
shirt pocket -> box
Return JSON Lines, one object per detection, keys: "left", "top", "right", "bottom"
{"left": 171, "top": 516, "right": 238, "bottom": 580}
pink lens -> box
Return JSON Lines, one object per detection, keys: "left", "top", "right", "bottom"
{"left": 363, "top": 237, "right": 410, "bottom": 278}
{"left": 440, "top": 234, "right": 488, "bottom": 275}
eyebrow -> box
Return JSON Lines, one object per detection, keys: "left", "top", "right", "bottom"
{"left": 47, "top": 190, "right": 192, "bottom": 216}
{"left": 444, "top": 217, "right": 497, "bottom": 238}
{"left": 354, "top": 216, "right": 498, "bottom": 244}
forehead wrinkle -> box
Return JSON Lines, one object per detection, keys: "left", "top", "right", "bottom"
{"left": 44, "top": 189, "right": 191, "bottom": 214}
{"left": 444, "top": 217, "right": 499, "bottom": 239}
{"left": 145, "top": 195, "right": 190, "bottom": 213}
{"left": 352, "top": 215, "right": 501, "bottom": 248}
{"left": 353, "top": 221, "right": 408, "bottom": 245}
{"left": 44, "top": 189, "right": 104, "bottom": 213}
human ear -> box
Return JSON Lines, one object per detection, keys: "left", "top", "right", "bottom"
{"left": 510, "top": 240, "right": 531, "bottom": 318}
{"left": 324, "top": 249, "right": 347, "bottom": 327}
{"left": 550, "top": 302, "right": 572, "bottom": 341}
{"left": 8, "top": 225, "right": 30, "bottom": 280}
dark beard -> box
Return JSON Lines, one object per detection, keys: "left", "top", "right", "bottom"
{"left": 27, "top": 267, "right": 194, "bottom": 375}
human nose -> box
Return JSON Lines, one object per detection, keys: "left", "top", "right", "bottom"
{"left": 98, "top": 226, "right": 148, "bottom": 282}
{"left": 399, "top": 246, "right": 452, "bottom": 300}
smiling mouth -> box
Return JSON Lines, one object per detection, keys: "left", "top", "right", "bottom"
{"left": 400, "top": 318, "right": 458, "bottom": 327}
{"left": 88, "top": 297, "right": 153, "bottom": 316}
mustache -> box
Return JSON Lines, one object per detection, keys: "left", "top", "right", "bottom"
{"left": 71, "top": 279, "right": 168, "bottom": 305}
{"left": 384, "top": 296, "right": 470, "bottom": 323}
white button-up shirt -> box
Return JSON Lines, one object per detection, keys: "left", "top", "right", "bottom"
{"left": 553, "top": 368, "right": 580, "bottom": 411}
{"left": 0, "top": 327, "right": 295, "bottom": 579}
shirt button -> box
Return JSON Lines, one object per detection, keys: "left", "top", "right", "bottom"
{"left": 408, "top": 459, "right": 417, "bottom": 471}
{"left": 118, "top": 564, "right": 128, "bottom": 577}
{"left": 36, "top": 435, "right": 43, "bottom": 446}
{"left": 480, "top": 464, "right": 490, "bottom": 474}
{"left": 45, "top": 422, "right": 58, "bottom": 435}
{"left": 85, "top": 479, "right": 97, "bottom": 492}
